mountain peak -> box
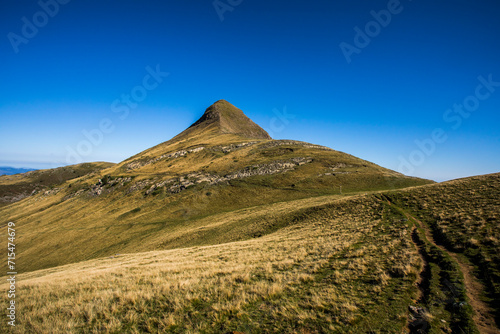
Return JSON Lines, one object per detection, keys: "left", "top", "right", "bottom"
{"left": 187, "top": 100, "right": 271, "bottom": 140}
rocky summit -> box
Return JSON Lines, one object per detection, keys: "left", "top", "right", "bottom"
{"left": 185, "top": 100, "right": 272, "bottom": 140}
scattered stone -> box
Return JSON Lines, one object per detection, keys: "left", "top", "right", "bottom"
{"left": 408, "top": 305, "right": 431, "bottom": 333}
{"left": 126, "top": 146, "right": 207, "bottom": 170}
{"left": 214, "top": 141, "right": 257, "bottom": 153}
{"left": 88, "top": 177, "right": 132, "bottom": 197}
{"left": 127, "top": 180, "right": 151, "bottom": 194}
{"left": 144, "top": 157, "right": 313, "bottom": 195}
{"left": 258, "top": 140, "right": 332, "bottom": 151}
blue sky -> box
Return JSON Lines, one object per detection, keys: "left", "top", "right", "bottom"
{"left": 0, "top": 0, "right": 499, "bottom": 181}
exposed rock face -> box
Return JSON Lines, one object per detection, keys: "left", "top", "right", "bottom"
{"left": 0, "top": 192, "right": 32, "bottom": 204}
{"left": 145, "top": 157, "right": 312, "bottom": 195}
{"left": 73, "top": 156, "right": 312, "bottom": 198}
{"left": 88, "top": 176, "right": 132, "bottom": 197}
{"left": 125, "top": 142, "right": 261, "bottom": 171}
{"left": 126, "top": 147, "right": 206, "bottom": 170}
{"left": 215, "top": 141, "right": 258, "bottom": 153}
{"left": 126, "top": 180, "right": 150, "bottom": 194}
{"left": 0, "top": 163, "right": 113, "bottom": 205}
{"left": 125, "top": 140, "right": 330, "bottom": 171}
{"left": 258, "top": 140, "right": 333, "bottom": 151}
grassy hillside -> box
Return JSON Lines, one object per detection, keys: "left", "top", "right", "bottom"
{"left": 1, "top": 194, "right": 426, "bottom": 333}
{"left": 0, "top": 162, "right": 114, "bottom": 207}
{"left": 0, "top": 104, "right": 431, "bottom": 274}
{"left": 1, "top": 172, "right": 497, "bottom": 333}
{"left": 0, "top": 138, "right": 430, "bottom": 274}
{"left": 0, "top": 101, "right": 450, "bottom": 332}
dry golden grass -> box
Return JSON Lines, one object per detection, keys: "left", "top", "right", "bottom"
{"left": 0, "top": 195, "right": 421, "bottom": 333}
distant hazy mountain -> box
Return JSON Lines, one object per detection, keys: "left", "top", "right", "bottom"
{"left": 0, "top": 166, "right": 37, "bottom": 175}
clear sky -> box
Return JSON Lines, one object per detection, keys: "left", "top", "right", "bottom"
{"left": 1, "top": 0, "right": 499, "bottom": 181}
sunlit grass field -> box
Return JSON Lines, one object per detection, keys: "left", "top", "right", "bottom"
{"left": 1, "top": 195, "right": 424, "bottom": 333}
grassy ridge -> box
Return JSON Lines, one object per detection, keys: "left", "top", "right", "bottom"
{"left": 0, "top": 162, "right": 114, "bottom": 207}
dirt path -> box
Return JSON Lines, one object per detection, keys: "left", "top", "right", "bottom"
{"left": 410, "top": 226, "right": 431, "bottom": 305}
{"left": 380, "top": 197, "right": 431, "bottom": 333}
{"left": 410, "top": 226, "right": 425, "bottom": 303}
{"left": 402, "top": 211, "right": 498, "bottom": 334}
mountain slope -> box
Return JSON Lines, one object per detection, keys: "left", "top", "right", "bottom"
{"left": 1, "top": 192, "right": 425, "bottom": 333}
{"left": 0, "top": 162, "right": 114, "bottom": 206}
{"left": 122, "top": 100, "right": 270, "bottom": 166}
{"left": 0, "top": 101, "right": 432, "bottom": 273}
{"left": 2, "top": 172, "right": 498, "bottom": 333}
